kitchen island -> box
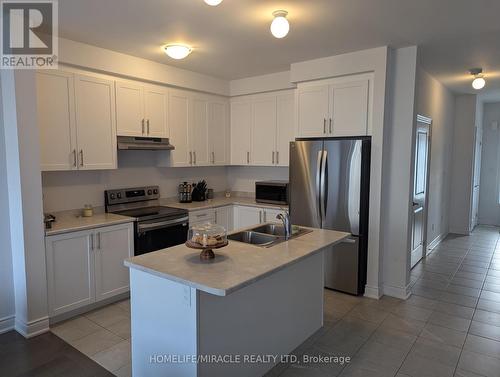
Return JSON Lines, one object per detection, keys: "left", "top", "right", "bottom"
{"left": 124, "top": 226, "right": 349, "bottom": 377}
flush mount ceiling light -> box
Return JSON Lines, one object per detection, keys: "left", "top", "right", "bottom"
{"left": 163, "top": 44, "right": 192, "bottom": 60}
{"left": 270, "top": 10, "right": 289, "bottom": 39}
{"left": 470, "top": 68, "right": 486, "bottom": 90}
{"left": 204, "top": 0, "right": 223, "bottom": 5}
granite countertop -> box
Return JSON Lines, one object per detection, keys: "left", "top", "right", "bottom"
{"left": 45, "top": 210, "right": 134, "bottom": 236}
{"left": 125, "top": 226, "right": 349, "bottom": 297}
{"left": 161, "top": 196, "right": 289, "bottom": 211}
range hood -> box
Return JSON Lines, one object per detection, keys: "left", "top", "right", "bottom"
{"left": 117, "top": 136, "right": 175, "bottom": 150}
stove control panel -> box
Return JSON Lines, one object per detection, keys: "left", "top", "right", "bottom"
{"left": 105, "top": 185, "right": 160, "bottom": 206}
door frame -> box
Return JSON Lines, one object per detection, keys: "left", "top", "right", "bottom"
{"left": 411, "top": 114, "right": 433, "bottom": 266}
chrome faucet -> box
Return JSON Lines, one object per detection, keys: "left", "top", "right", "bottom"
{"left": 276, "top": 211, "right": 292, "bottom": 240}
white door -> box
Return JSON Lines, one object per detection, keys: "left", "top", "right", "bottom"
{"left": 36, "top": 71, "right": 77, "bottom": 171}
{"left": 74, "top": 75, "right": 117, "bottom": 170}
{"left": 296, "top": 85, "right": 330, "bottom": 137}
{"left": 234, "top": 206, "right": 262, "bottom": 229}
{"left": 94, "top": 224, "right": 134, "bottom": 301}
{"left": 115, "top": 81, "right": 144, "bottom": 136}
{"left": 251, "top": 96, "right": 277, "bottom": 166}
{"left": 169, "top": 90, "right": 191, "bottom": 166}
{"left": 276, "top": 93, "right": 294, "bottom": 166}
{"left": 190, "top": 97, "right": 209, "bottom": 166}
{"left": 230, "top": 100, "right": 252, "bottom": 165}
{"left": 144, "top": 86, "right": 168, "bottom": 138}
{"left": 208, "top": 100, "right": 228, "bottom": 165}
{"left": 411, "top": 120, "right": 431, "bottom": 268}
{"left": 45, "top": 230, "right": 94, "bottom": 316}
{"left": 471, "top": 126, "right": 482, "bottom": 228}
{"left": 215, "top": 206, "right": 233, "bottom": 231}
{"left": 330, "top": 80, "right": 369, "bottom": 136}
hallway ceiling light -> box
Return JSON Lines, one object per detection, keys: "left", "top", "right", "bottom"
{"left": 470, "top": 68, "right": 486, "bottom": 90}
{"left": 270, "top": 10, "right": 290, "bottom": 39}
{"left": 163, "top": 44, "right": 192, "bottom": 60}
{"left": 204, "top": 0, "right": 223, "bottom": 6}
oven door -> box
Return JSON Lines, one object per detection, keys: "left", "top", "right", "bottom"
{"left": 135, "top": 216, "right": 189, "bottom": 255}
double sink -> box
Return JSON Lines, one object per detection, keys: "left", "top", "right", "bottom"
{"left": 227, "top": 223, "right": 312, "bottom": 247}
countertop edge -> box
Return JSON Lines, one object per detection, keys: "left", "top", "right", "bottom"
{"left": 45, "top": 217, "right": 135, "bottom": 237}
{"left": 124, "top": 233, "right": 349, "bottom": 297}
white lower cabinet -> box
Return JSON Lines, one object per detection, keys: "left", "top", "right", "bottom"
{"left": 262, "top": 208, "right": 287, "bottom": 223}
{"left": 234, "top": 206, "right": 263, "bottom": 229}
{"left": 189, "top": 209, "right": 216, "bottom": 226}
{"left": 45, "top": 222, "right": 134, "bottom": 317}
{"left": 214, "top": 206, "right": 233, "bottom": 232}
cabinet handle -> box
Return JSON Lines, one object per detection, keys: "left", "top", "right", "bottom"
{"left": 247, "top": 151, "right": 250, "bottom": 164}
{"left": 147, "top": 119, "right": 150, "bottom": 135}
{"left": 97, "top": 232, "right": 101, "bottom": 250}
{"left": 329, "top": 118, "right": 332, "bottom": 133}
{"left": 272, "top": 151, "right": 275, "bottom": 164}
{"left": 264, "top": 211, "right": 267, "bottom": 222}
{"left": 189, "top": 151, "right": 193, "bottom": 165}
{"left": 141, "top": 119, "right": 145, "bottom": 134}
{"left": 90, "top": 233, "right": 94, "bottom": 250}
{"left": 212, "top": 151, "right": 215, "bottom": 164}
{"left": 323, "top": 118, "right": 327, "bottom": 134}
{"left": 276, "top": 151, "right": 279, "bottom": 165}
{"left": 259, "top": 210, "right": 262, "bottom": 223}
{"left": 72, "top": 149, "right": 77, "bottom": 167}
{"left": 80, "top": 150, "right": 84, "bottom": 166}
{"left": 215, "top": 211, "right": 218, "bottom": 223}
{"left": 193, "top": 151, "right": 196, "bottom": 164}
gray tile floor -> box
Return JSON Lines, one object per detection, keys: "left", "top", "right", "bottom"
{"left": 52, "top": 226, "right": 500, "bottom": 377}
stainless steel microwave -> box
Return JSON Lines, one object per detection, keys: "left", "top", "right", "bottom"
{"left": 255, "top": 181, "right": 289, "bottom": 205}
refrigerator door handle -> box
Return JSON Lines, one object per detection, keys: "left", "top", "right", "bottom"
{"left": 320, "top": 150, "right": 328, "bottom": 224}
{"left": 316, "top": 150, "right": 323, "bottom": 226}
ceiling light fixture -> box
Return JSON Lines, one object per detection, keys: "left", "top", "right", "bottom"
{"left": 163, "top": 44, "right": 192, "bottom": 60}
{"left": 470, "top": 68, "right": 486, "bottom": 90}
{"left": 270, "top": 10, "right": 289, "bottom": 39}
{"left": 204, "top": 0, "right": 223, "bottom": 6}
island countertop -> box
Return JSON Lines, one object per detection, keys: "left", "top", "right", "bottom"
{"left": 125, "top": 227, "right": 349, "bottom": 297}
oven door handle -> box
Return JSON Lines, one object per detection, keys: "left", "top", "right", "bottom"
{"left": 137, "top": 216, "right": 189, "bottom": 232}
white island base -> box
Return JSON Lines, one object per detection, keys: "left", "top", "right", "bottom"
{"left": 130, "top": 252, "right": 324, "bottom": 377}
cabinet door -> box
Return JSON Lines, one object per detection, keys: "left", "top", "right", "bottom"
{"left": 276, "top": 93, "right": 294, "bottom": 166}
{"left": 330, "top": 80, "right": 369, "bottom": 136}
{"left": 94, "top": 224, "right": 134, "bottom": 302}
{"left": 215, "top": 206, "right": 233, "bottom": 231}
{"left": 115, "top": 81, "right": 144, "bottom": 137}
{"left": 230, "top": 100, "right": 252, "bottom": 165}
{"left": 36, "top": 71, "right": 77, "bottom": 171}
{"left": 234, "top": 206, "right": 262, "bottom": 230}
{"left": 251, "top": 96, "right": 276, "bottom": 166}
{"left": 296, "top": 85, "right": 330, "bottom": 137}
{"left": 45, "top": 230, "right": 94, "bottom": 316}
{"left": 208, "top": 100, "right": 228, "bottom": 165}
{"left": 189, "top": 209, "right": 216, "bottom": 226}
{"left": 263, "top": 208, "right": 287, "bottom": 223}
{"left": 190, "top": 97, "right": 210, "bottom": 166}
{"left": 144, "top": 86, "right": 168, "bottom": 138}
{"left": 169, "top": 90, "right": 191, "bottom": 166}
{"left": 74, "top": 75, "right": 117, "bottom": 170}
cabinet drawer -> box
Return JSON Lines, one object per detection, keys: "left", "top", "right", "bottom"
{"left": 189, "top": 209, "right": 216, "bottom": 225}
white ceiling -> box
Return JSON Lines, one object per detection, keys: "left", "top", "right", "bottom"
{"left": 59, "top": 0, "right": 500, "bottom": 94}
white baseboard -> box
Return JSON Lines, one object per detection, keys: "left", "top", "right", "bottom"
{"left": 449, "top": 227, "right": 471, "bottom": 236}
{"left": 15, "top": 316, "right": 50, "bottom": 338}
{"left": 383, "top": 284, "right": 411, "bottom": 300}
{"left": 0, "top": 315, "right": 15, "bottom": 334}
{"left": 427, "top": 232, "right": 448, "bottom": 253}
{"left": 363, "top": 284, "right": 382, "bottom": 299}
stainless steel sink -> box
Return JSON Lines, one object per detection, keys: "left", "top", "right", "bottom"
{"left": 227, "top": 231, "right": 277, "bottom": 246}
{"left": 251, "top": 224, "right": 312, "bottom": 238}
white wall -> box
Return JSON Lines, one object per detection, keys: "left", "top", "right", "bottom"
{"left": 42, "top": 151, "right": 228, "bottom": 212}
{"left": 478, "top": 102, "right": 500, "bottom": 225}
{"left": 226, "top": 166, "right": 289, "bottom": 193}
{"left": 0, "top": 75, "right": 15, "bottom": 334}
{"left": 416, "top": 68, "right": 456, "bottom": 245}
{"left": 449, "top": 95, "right": 477, "bottom": 234}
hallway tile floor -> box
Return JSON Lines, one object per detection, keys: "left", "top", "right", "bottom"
{"left": 50, "top": 226, "right": 500, "bottom": 377}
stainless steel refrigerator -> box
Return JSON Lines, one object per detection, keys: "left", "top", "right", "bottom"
{"left": 289, "top": 137, "right": 371, "bottom": 295}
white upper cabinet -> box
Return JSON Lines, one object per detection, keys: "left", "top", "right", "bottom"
{"left": 190, "top": 96, "right": 210, "bottom": 166}
{"left": 37, "top": 71, "right": 77, "bottom": 171}
{"left": 296, "top": 76, "right": 370, "bottom": 137}
{"left": 230, "top": 90, "right": 294, "bottom": 166}
{"left": 276, "top": 93, "right": 294, "bottom": 166}
{"left": 116, "top": 81, "right": 168, "bottom": 138}
{"left": 169, "top": 89, "right": 191, "bottom": 167}
{"left": 74, "top": 74, "right": 117, "bottom": 170}
{"left": 208, "top": 100, "right": 228, "bottom": 165}
{"left": 230, "top": 100, "right": 252, "bottom": 165}
{"left": 251, "top": 96, "right": 277, "bottom": 166}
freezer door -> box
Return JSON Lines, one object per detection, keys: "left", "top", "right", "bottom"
{"left": 289, "top": 140, "right": 324, "bottom": 228}
{"left": 324, "top": 236, "right": 360, "bottom": 294}
{"left": 322, "top": 139, "right": 362, "bottom": 235}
